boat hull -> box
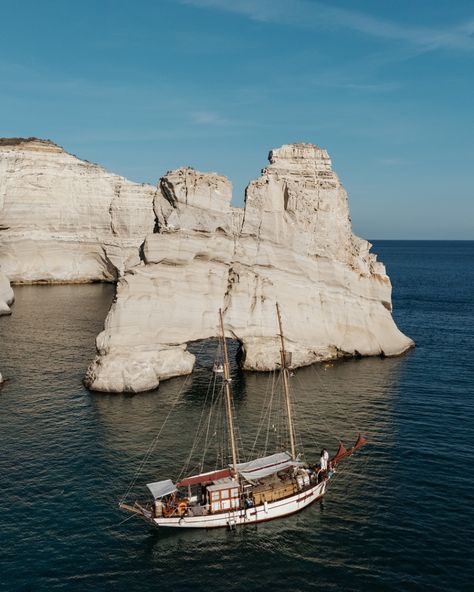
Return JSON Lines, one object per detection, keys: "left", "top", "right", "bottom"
{"left": 150, "top": 480, "right": 327, "bottom": 529}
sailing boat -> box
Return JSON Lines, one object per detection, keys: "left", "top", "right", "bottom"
{"left": 119, "top": 304, "right": 367, "bottom": 529}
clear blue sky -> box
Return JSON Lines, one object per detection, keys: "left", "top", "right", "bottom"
{"left": 1, "top": 0, "right": 473, "bottom": 239}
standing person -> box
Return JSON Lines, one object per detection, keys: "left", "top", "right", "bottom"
{"left": 322, "top": 448, "right": 329, "bottom": 467}
{"left": 318, "top": 448, "right": 329, "bottom": 483}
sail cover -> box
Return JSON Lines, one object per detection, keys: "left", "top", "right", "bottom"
{"left": 235, "top": 452, "right": 299, "bottom": 481}
{"left": 146, "top": 479, "right": 177, "bottom": 499}
{"left": 177, "top": 468, "right": 232, "bottom": 488}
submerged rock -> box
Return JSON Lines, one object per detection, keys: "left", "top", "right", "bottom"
{"left": 84, "top": 143, "right": 414, "bottom": 392}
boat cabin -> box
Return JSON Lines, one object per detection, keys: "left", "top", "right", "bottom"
{"left": 207, "top": 479, "right": 240, "bottom": 513}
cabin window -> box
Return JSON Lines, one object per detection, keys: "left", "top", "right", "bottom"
{"left": 208, "top": 484, "right": 241, "bottom": 513}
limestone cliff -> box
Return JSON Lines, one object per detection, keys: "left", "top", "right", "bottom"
{"left": 0, "top": 270, "right": 14, "bottom": 316}
{"left": 0, "top": 138, "right": 160, "bottom": 282}
{"left": 0, "top": 269, "right": 14, "bottom": 384}
{"left": 84, "top": 143, "right": 414, "bottom": 393}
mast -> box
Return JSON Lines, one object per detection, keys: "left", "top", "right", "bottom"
{"left": 276, "top": 302, "right": 297, "bottom": 461}
{"left": 219, "top": 309, "right": 239, "bottom": 478}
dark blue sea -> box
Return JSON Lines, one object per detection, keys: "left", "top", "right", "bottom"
{"left": 0, "top": 241, "right": 473, "bottom": 591}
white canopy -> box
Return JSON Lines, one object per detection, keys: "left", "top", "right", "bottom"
{"left": 235, "top": 452, "right": 300, "bottom": 481}
{"left": 146, "top": 479, "right": 176, "bottom": 499}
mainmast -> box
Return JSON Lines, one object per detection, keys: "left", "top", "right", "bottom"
{"left": 276, "top": 302, "right": 297, "bottom": 461}
{"left": 219, "top": 309, "right": 239, "bottom": 478}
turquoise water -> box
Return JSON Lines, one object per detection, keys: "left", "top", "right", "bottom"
{"left": 0, "top": 241, "right": 473, "bottom": 591}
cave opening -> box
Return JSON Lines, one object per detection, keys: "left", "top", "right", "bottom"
{"left": 187, "top": 337, "right": 244, "bottom": 374}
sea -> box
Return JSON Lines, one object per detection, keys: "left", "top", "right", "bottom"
{"left": 0, "top": 241, "right": 473, "bottom": 592}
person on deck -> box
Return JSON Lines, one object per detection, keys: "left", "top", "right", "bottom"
{"left": 318, "top": 448, "right": 329, "bottom": 483}
{"left": 322, "top": 448, "right": 329, "bottom": 467}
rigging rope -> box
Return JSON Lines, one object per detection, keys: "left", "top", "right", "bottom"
{"left": 178, "top": 370, "right": 218, "bottom": 480}
{"left": 119, "top": 339, "right": 208, "bottom": 504}
{"left": 248, "top": 365, "right": 277, "bottom": 458}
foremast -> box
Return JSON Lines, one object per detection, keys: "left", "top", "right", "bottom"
{"left": 276, "top": 302, "right": 297, "bottom": 461}
{"left": 219, "top": 309, "right": 239, "bottom": 478}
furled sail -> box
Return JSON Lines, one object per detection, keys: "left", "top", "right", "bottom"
{"left": 353, "top": 434, "right": 368, "bottom": 450}
{"left": 331, "top": 435, "right": 368, "bottom": 465}
{"left": 331, "top": 442, "right": 349, "bottom": 465}
{"left": 235, "top": 452, "right": 301, "bottom": 481}
{"left": 177, "top": 468, "right": 233, "bottom": 488}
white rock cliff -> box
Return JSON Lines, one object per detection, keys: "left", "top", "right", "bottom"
{"left": 84, "top": 143, "right": 414, "bottom": 393}
{"left": 0, "top": 269, "right": 14, "bottom": 384}
{"left": 0, "top": 270, "right": 14, "bottom": 316}
{"left": 0, "top": 138, "right": 413, "bottom": 392}
{"left": 0, "top": 138, "right": 158, "bottom": 282}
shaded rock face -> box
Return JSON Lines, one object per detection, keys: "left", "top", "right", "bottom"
{"left": 0, "top": 138, "right": 160, "bottom": 282}
{"left": 85, "top": 143, "right": 414, "bottom": 393}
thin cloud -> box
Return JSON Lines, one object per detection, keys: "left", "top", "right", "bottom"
{"left": 312, "top": 79, "right": 402, "bottom": 93}
{"left": 190, "top": 110, "right": 234, "bottom": 126}
{"left": 182, "top": 0, "right": 474, "bottom": 52}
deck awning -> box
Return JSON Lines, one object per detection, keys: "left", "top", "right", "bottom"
{"left": 177, "top": 468, "right": 232, "bottom": 488}
{"left": 146, "top": 479, "right": 177, "bottom": 499}
{"left": 235, "top": 452, "right": 300, "bottom": 481}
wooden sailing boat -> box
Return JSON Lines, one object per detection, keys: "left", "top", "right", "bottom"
{"left": 119, "top": 304, "right": 367, "bottom": 529}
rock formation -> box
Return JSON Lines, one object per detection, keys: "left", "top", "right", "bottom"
{"left": 0, "top": 138, "right": 158, "bottom": 282}
{"left": 84, "top": 143, "right": 414, "bottom": 393}
{"left": 0, "top": 138, "right": 413, "bottom": 393}
{"left": 0, "top": 270, "right": 14, "bottom": 316}
{"left": 0, "top": 269, "right": 14, "bottom": 385}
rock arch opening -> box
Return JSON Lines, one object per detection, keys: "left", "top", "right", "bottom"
{"left": 187, "top": 337, "right": 244, "bottom": 374}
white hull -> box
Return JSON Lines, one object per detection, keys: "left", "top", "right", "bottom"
{"left": 145, "top": 481, "right": 327, "bottom": 529}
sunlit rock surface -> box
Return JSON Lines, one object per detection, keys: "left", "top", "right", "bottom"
{"left": 0, "top": 270, "right": 14, "bottom": 315}
{"left": 0, "top": 138, "right": 160, "bottom": 282}
{"left": 0, "top": 269, "right": 14, "bottom": 383}
{"left": 85, "top": 144, "right": 413, "bottom": 392}
{"left": 0, "top": 138, "right": 413, "bottom": 392}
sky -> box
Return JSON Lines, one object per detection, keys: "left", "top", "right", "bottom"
{"left": 1, "top": 0, "right": 473, "bottom": 239}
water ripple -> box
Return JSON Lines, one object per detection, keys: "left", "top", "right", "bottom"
{"left": 1, "top": 243, "right": 473, "bottom": 591}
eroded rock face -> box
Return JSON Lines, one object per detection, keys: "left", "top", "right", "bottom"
{"left": 85, "top": 144, "right": 413, "bottom": 393}
{"left": 0, "top": 270, "right": 14, "bottom": 315}
{"left": 0, "top": 138, "right": 162, "bottom": 282}
{"left": 0, "top": 269, "right": 14, "bottom": 383}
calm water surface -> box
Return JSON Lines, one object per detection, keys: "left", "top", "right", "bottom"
{"left": 0, "top": 241, "right": 473, "bottom": 591}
